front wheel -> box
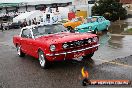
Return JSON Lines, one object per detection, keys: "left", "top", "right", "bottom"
{"left": 17, "top": 45, "right": 25, "bottom": 57}
{"left": 83, "top": 53, "right": 94, "bottom": 59}
{"left": 67, "top": 26, "right": 73, "bottom": 31}
{"left": 93, "top": 29, "right": 98, "bottom": 34}
{"left": 38, "top": 50, "right": 50, "bottom": 69}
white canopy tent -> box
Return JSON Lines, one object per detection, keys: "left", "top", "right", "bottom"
{"left": 0, "top": 0, "right": 74, "bottom": 5}
{"left": 13, "top": 10, "right": 43, "bottom": 23}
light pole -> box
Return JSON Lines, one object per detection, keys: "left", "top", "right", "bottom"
{"left": 87, "top": 0, "right": 89, "bottom": 17}
{"left": 87, "top": 0, "right": 96, "bottom": 17}
{"left": 25, "top": 2, "right": 28, "bottom": 11}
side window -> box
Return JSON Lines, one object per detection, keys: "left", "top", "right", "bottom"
{"left": 101, "top": 17, "right": 106, "bottom": 21}
{"left": 21, "top": 29, "right": 32, "bottom": 38}
{"left": 72, "top": 18, "right": 78, "bottom": 22}
{"left": 98, "top": 18, "right": 102, "bottom": 22}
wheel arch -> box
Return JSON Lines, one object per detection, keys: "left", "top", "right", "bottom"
{"left": 15, "top": 43, "right": 20, "bottom": 47}
{"left": 37, "top": 47, "right": 47, "bottom": 57}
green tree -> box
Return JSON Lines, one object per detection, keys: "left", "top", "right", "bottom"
{"left": 92, "top": 0, "right": 127, "bottom": 21}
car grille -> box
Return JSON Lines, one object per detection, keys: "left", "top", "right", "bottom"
{"left": 63, "top": 38, "right": 93, "bottom": 49}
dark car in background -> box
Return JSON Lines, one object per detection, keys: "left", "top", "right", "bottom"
{"left": 9, "top": 22, "right": 21, "bottom": 29}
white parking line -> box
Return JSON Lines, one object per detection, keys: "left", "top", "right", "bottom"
{"left": 96, "top": 59, "right": 132, "bottom": 68}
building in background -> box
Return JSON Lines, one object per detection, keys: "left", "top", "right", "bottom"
{"left": 0, "top": 0, "right": 97, "bottom": 22}
{"left": 71, "top": 0, "right": 96, "bottom": 17}
{"left": 120, "top": 0, "right": 132, "bottom": 4}
{"left": 0, "top": 0, "right": 73, "bottom": 18}
{"left": 120, "top": 0, "right": 132, "bottom": 15}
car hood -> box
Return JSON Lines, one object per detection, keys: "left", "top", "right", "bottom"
{"left": 64, "top": 22, "right": 73, "bottom": 25}
{"left": 35, "top": 32, "right": 96, "bottom": 45}
{"left": 76, "top": 23, "right": 94, "bottom": 29}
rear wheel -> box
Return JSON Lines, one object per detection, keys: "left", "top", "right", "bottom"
{"left": 38, "top": 50, "right": 50, "bottom": 69}
{"left": 17, "top": 45, "right": 25, "bottom": 57}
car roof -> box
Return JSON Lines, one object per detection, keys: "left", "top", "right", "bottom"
{"left": 22, "top": 24, "right": 63, "bottom": 29}
{"left": 92, "top": 16, "right": 103, "bottom": 18}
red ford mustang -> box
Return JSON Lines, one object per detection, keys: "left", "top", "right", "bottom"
{"left": 13, "top": 24, "right": 100, "bottom": 69}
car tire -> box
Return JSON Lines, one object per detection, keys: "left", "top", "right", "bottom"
{"left": 93, "top": 28, "right": 98, "bottom": 34}
{"left": 70, "top": 29, "right": 75, "bottom": 33}
{"left": 17, "top": 45, "right": 25, "bottom": 57}
{"left": 105, "top": 25, "right": 109, "bottom": 31}
{"left": 67, "top": 26, "right": 73, "bottom": 31}
{"left": 38, "top": 50, "right": 50, "bottom": 69}
{"left": 83, "top": 53, "right": 94, "bottom": 59}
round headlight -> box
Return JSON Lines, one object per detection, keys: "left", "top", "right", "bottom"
{"left": 88, "top": 39, "right": 92, "bottom": 43}
{"left": 63, "top": 44, "right": 68, "bottom": 49}
{"left": 50, "top": 45, "right": 56, "bottom": 51}
{"left": 88, "top": 26, "right": 92, "bottom": 29}
{"left": 93, "top": 37, "right": 98, "bottom": 42}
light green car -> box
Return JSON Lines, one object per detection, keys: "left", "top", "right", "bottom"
{"left": 74, "top": 16, "right": 110, "bottom": 34}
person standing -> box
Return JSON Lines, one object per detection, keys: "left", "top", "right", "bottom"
{"left": 1, "top": 22, "right": 4, "bottom": 32}
{"left": 23, "top": 19, "right": 28, "bottom": 27}
{"left": 32, "top": 18, "right": 37, "bottom": 25}
{"left": 29, "top": 20, "right": 31, "bottom": 25}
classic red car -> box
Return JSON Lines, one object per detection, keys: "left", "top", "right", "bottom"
{"left": 13, "top": 24, "right": 100, "bottom": 69}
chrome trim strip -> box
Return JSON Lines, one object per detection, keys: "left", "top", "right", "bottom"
{"left": 46, "top": 44, "right": 100, "bottom": 56}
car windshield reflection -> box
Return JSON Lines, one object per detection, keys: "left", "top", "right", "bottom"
{"left": 32, "top": 25, "right": 68, "bottom": 38}
{"left": 84, "top": 17, "right": 97, "bottom": 23}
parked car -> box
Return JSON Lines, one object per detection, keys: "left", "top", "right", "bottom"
{"left": 9, "top": 22, "right": 21, "bottom": 29}
{"left": 13, "top": 24, "right": 100, "bottom": 69}
{"left": 74, "top": 16, "right": 110, "bottom": 34}
{"left": 60, "top": 19, "right": 70, "bottom": 24}
{"left": 2, "top": 22, "right": 9, "bottom": 30}
{"left": 63, "top": 16, "right": 84, "bottom": 30}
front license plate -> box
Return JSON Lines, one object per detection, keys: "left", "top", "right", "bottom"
{"left": 74, "top": 52, "right": 85, "bottom": 58}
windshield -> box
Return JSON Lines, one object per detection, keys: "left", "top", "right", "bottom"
{"left": 71, "top": 18, "right": 78, "bottom": 22}
{"left": 84, "top": 18, "right": 92, "bottom": 23}
{"left": 32, "top": 25, "right": 68, "bottom": 38}
{"left": 84, "top": 17, "right": 97, "bottom": 23}
{"left": 91, "top": 17, "right": 97, "bottom": 22}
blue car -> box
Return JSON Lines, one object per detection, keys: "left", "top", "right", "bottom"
{"left": 74, "top": 16, "right": 110, "bottom": 34}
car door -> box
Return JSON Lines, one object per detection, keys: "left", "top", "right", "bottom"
{"left": 21, "top": 28, "right": 33, "bottom": 55}
{"left": 76, "top": 17, "right": 82, "bottom": 27}
{"left": 97, "top": 17, "right": 105, "bottom": 31}
{"left": 102, "top": 17, "right": 108, "bottom": 29}
{"left": 72, "top": 18, "right": 81, "bottom": 28}
{"left": 101, "top": 17, "right": 106, "bottom": 29}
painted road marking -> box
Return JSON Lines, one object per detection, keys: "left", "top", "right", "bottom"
{"left": 108, "top": 34, "right": 125, "bottom": 37}
{"left": 96, "top": 59, "right": 132, "bottom": 68}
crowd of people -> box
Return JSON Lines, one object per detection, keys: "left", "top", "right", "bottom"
{"left": 22, "top": 18, "right": 38, "bottom": 27}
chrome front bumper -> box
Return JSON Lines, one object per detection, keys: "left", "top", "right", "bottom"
{"left": 46, "top": 44, "right": 100, "bottom": 56}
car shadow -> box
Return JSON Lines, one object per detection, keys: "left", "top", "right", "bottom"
{"left": 20, "top": 55, "right": 95, "bottom": 70}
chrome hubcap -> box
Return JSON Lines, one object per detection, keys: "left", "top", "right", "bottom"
{"left": 17, "top": 46, "right": 20, "bottom": 55}
{"left": 106, "top": 27, "right": 109, "bottom": 30}
{"left": 39, "top": 52, "right": 45, "bottom": 67}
